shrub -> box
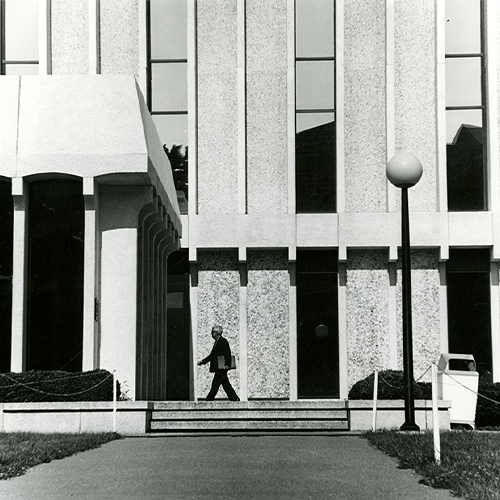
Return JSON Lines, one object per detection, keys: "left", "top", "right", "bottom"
{"left": 348, "top": 370, "right": 431, "bottom": 400}
{"left": 475, "top": 383, "right": 500, "bottom": 428}
{"left": 0, "top": 369, "right": 119, "bottom": 402}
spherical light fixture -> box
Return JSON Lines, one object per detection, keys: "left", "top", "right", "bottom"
{"left": 386, "top": 153, "right": 423, "bottom": 188}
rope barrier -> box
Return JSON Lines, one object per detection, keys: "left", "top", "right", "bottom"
{"left": 0, "top": 371, "right": 114, "bottom": 397}
{"left": 377, "top": 365, "right": 432, "bottom": 390}
{"left": 0, "top": 370, "right": 109, "bottom": 389}
{"left": 376, "top": 364, "right": 500, "bottom": 406}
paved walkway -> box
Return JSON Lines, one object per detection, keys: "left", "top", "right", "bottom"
{"left": 0, "top": 435, "right": 454, "bottom": 499}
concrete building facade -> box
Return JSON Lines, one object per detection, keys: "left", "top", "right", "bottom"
{"left": 0, "top": 0, "right": 499, "bottom": 402}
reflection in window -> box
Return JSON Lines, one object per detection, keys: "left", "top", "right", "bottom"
{"left": 447, "top": 249, "right": 492, "bottom": 380}
{"left": 445, "top": 0, "right": 485, "bottom": 211}
{"left": 1, "top": 0, "right": 39, "bottom": 75}
{"left": 148, "top": 0, "right": 188, "bottom": 213}
{"left": 295, "top": 0, "right": 335, "bottom": 213}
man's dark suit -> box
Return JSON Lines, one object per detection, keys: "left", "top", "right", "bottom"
{"left": 200, "top": 336, "right": 239, "bottom": 401}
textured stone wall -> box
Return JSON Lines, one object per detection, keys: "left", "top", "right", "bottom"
{"left": 346, "top": 250, "right": 390, "bottom": 389}
{"left": 344, "top": 0, "right": 386, "bottom": 213}
{"left": 197, "top": 251, "right": 240, "bottom": 398}
{"left": 246, "top": 0, "right": 288, "bottom": 214}
{"left": 100, "top": 0, "right": 139, "bottom": 76}
{"left": 51, "top": 0, "right": 89, "bottom": 74}
{"left": 396, "top": 249, "right": 441, "bottom": 382}
{"left": 197, "top": 0, "right": 238, "bottom": 214}
{"left": 247, "top": 250, "right": 289, "bottom": 398}
{"left": 395, "top": 0, "right": 437, "bottom": 212}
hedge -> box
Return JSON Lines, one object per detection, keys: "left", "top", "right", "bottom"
{"left": 348, "top": 370, "right": 431, "bottom": 400}
{"left": 0, "top": 369, "right": 119, "bottom": 402}
{"left": 475, "top": 383, "right": 500, "bottom": 427}
{"left": 348, "top": 370, "right": 500, "bottom": 427}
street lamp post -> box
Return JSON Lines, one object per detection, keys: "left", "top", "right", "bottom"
{"left": 386, "top": 153, "right": 423, "bottom": 432}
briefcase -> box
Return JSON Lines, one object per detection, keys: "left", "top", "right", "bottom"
{"left": 217, "top": 355, "right": 236, "bottom": 370}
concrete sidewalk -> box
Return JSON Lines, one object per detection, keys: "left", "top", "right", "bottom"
{"left": 0, "top": 435, "right": 454, "bottom": 499}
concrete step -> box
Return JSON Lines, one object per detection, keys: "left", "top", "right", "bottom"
{"left": 150, "top": 420, "right": 349, "bottom": 431}
{"left": 149, "top": 401, "right": 349, "bottom": 433}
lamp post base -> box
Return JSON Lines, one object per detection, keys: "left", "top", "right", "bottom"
{"left": 400, "top": 421, "right": 420, "bottom": 432}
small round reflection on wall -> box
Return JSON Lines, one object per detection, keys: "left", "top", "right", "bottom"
{"left": 315, "top": 324, "right": 329, "bottom": 338}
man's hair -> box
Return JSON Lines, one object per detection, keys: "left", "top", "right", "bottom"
{"left": 212, "top": 325, "right": 223, "bottom": 334}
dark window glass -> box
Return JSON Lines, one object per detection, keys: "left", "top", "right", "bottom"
{"left": 166, "top": 250, "right": 190, "bottom": 400}
{"left": 0, "top": 181, "right": 13, "bottom": 372}
{"left": 296, "top": 118, "right": 336, "bottom": 213}
{"left": 26, "top": 180, "right": 84, "bottom": 372}
{"left": 446, "top": 116, "right": 485, "bottom": 211}
{"left": 297, "top": 249, "right": 339, "bottom": 398}
{"left": 295, "top": 0, "right": 335, "bottom": 214}
{"left": 447, "top": 249, "right": 492, "bottom": 380}
{"left": 445, "top": 0, "right": 485, "bottom": 211}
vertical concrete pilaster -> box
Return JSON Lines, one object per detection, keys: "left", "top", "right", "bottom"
{"left": 288, "top": 257, "right": 297, "bottom": 401}
{"left": 89, "top": 0, "right": 100, "bottom": 74}
{"left": 39, "top": 0, "right": 51, "bottom": 75}
{"left": 82, "top": 178, "right": 96, "bottom": 371}
{"left": 189, "top": 255, "right": 198, "bottom": 401}
{"left": 238, "top": 248, "right": 248, "bottom": 401}
{"left": 490, "top": 261, "right": 500, "bottom": 382}
{"left": 10, "top": 179, "right": 27, "bottom": 372}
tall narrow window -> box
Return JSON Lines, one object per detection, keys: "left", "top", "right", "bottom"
{"left": 26, "top": 180, "right": 84, "bottom": 372}
{"left": 148, "top": 0, "right": 188, "bottom": 214}
{"left": 166, "top": 249, "right": 190, "bottom": 400}
{"left": 297, "top": 249, "right": 339, "bottom": 398}
{"left": 446, "top": 0, "right": 485, "bottom": 211}
{"left": 295, "top": 0, "right": 335, "bottom": 213}
{"left": 447, "top": 249, "right": 492, "bottom": 381}
{"left": 0, "top": 0, "right": 39, "bottom": 75}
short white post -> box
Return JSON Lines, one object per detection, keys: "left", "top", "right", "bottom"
{"left": 431, "top": 363, "right": 441, "bottom": 464}
{"left": 372, "top": 370, "right": 379, "bottom": 432}
{"left": 113, "top": 370, "right": 117, "bottom": 433}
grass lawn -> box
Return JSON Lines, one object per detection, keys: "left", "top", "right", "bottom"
{"left": 0, "top": 432, "right": 120, "bottom": 480}
{"left": 365, "top": 430, "right": 500, "bottom": 500}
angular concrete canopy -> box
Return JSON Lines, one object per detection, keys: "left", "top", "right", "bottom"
{"left": 0, "top": 74, "right": 181, "bottom": 236}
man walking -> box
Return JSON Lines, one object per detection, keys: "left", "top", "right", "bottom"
{"left": 197, "top": 325, "right": 240, "bottom": 401}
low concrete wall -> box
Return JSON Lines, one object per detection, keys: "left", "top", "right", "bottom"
{"left": 0, "top": 402, "right": 152, "bottom": 435}
{"left": 348, "top": 400, "right": 451, "bottom": 431}
{"left": 0, "top": 400, "right": 451, "bottom": 434}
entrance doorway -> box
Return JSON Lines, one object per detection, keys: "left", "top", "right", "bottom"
{"left": 26, "top": 180, "right": 84, "bottom": 371}
{"left": 297, "top": 249, "right": 339, "bottom": 398}
{"left": 166, "top": 249, "right": 190, "bottom": 400}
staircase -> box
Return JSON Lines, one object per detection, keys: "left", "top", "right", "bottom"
{"left": 149, "top": 400, "right": 349, "bottom": 433}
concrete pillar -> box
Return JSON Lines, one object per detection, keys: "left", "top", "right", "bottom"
{"left": 99, "top": 185, "right": 152, "bottom": 400}
{"left": 288, "top": 257, "right": 297, "bottom": 401}
{"left": 100, "top": 226, "right": 138, "bottom": 398}
{"left": 10, "top": 179, "right": 27, "bottom": 372}
{"left": 82, "top": 178, "right": 96, "bottom": 371}
{"left": 238, "top": 247, "right": 248, "bottom": 401}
